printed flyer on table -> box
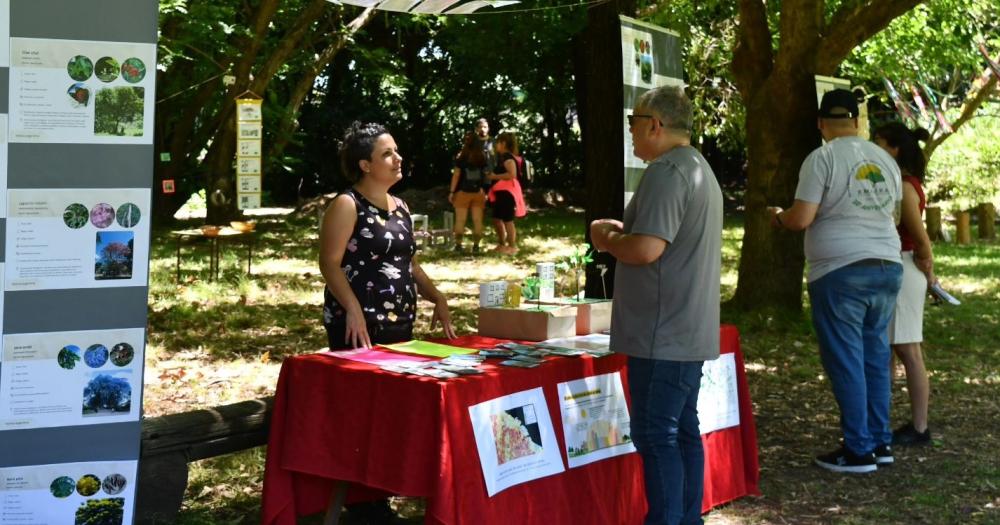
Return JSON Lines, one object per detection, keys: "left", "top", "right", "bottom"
{"left": 697, "top": 352, "right": 740, "bottom": 434}
{"left": 5, "top": 188, "right": 150, "bottom": 291}
{"left": 0, "top": 460, "right": 137, "bottom": 525}
{"left": 468, "top": 387, "right": 565, "bottom": 497}
{"left": 557, "top": 372, "right": 636, "bottom": 468}
{"left": 8, "top": 37, "right": 155, "bottom": 144}
{"left": 0, "top": 328, "right": 144, "bottom": 431}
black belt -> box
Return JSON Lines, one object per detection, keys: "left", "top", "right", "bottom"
{"left": 846, "top": 258, "right": 893, "bottom": 267}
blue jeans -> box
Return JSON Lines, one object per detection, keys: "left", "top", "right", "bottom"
{"left": 627, "top": 356, "right": 705, "bottom": 525}
{"left": 808, "top": 260, "right": 903, "bottom": 456}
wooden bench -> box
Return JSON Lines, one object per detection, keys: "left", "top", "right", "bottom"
{"left": 136, "top": 397, "right": 273, "bottom": 524}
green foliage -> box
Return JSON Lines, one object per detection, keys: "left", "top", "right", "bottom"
{"left": 925, "top": 107, "right": 1000, "bottom": 211}
{"left": 555, "top": 243, "right": 593, "bottom": 299}
{"left": 522, "top": 275, "right": 541, "bottom": 303}
{"left": 74, "top": 497, "right": 124, "bottom": 525}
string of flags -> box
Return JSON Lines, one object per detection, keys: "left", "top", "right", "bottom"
{"left": 327, "top": 0, "right": 519, "bottom": 14}
{"left": 881, "top": 42, "right": 999, "bottom": 132}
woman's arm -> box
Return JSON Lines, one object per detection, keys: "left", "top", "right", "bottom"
{"left": 448, "top": 167, "right": 461, "bottom": 204}
{"left": 319, "top": 194, "right": 370, "bottom": 348}
{"left": 900, "top": 181, "right": 934, "bottom": 281}
{"left": 411, "top": 257, "right": 457, "bottom": 339}
{"left": 489, "top": 158, "right": 517, "bottom": 181}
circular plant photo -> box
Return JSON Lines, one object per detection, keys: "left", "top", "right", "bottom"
{"left": 76, "top": 474, "right": 101, "bottom": 497}
{"left": 116, "top": 203, "right": 141, "bottom": 228}
{"left": 95, "top": 57, "right": 120, "bottom": 82}
{"left": 50, "top": 476, "right": 76, "bottom": 498}
{"left": 90, "top": 203, "right": 115, "bottom": 228}
{"left": 67, "top": 55, "right": 93, "bottom": 81}
{"left": 58, "top": 345, "right": 81, "bottom": 370}
{"left": 84, "top": 344, "right": 109, "bottom": 368}
{"left": 67, "top": 83, "right": 90, "bottom": 108}
{"left": 102, "top": 473, "right": 127, "bottom": 495}
{"left": 121, "top": 58, "right": 146, "bottom": 83}
{"left": 110, "top": 343, "right": 134, "bottom": 367}
{"left": 64, "top": 203, "right": 89, "bottom": 229}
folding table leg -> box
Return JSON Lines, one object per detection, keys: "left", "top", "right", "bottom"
{"left": 322, "top": 481, "right": 349, "bottom": 525}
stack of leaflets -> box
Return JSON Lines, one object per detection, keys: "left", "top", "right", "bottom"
{"left": 380, "top": 354, "right": 486, "bottom": 379}
{"left": 929, "top": 282, "right": 961, "bottom": 305}
{"left": 536, "top": 334, "right": 613, "bottom": 357}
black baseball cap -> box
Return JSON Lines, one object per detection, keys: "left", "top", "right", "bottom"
{"left": 818, "top": 88, "right": 859, "bottom": 119}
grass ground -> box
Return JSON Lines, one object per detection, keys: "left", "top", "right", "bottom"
{"left": 150, "top": 206, "right": 1000, "bottom": 524}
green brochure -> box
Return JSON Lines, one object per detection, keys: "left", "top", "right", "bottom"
{"left": 381, "top": 340, "right": 478, "bottom": 358}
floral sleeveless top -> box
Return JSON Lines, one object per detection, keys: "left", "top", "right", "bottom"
{"left": 323, "top": 188, "right": 418, "bottom": 337}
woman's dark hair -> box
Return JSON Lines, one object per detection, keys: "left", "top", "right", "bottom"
{"left": 496, "top": 132, "right": 519, "bottom": 156}
{"left": 457, "top": 132, "right": 486, "bottom": 167}
{"left": 339, "top": 121, "right": 388, "bottom": 183}
{"left": 874, "top": 122, "right": 930, "bottom": 182}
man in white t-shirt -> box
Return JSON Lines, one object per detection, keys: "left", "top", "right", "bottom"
{"left": 768, "top": 89, "right": 903, "bottom": 474}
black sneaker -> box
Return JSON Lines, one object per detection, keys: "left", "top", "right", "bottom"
{"left": 874, "top": 444, "right": 894, "bottom": 465}
{"left": 814, "top": 446, "right": 877, "bottom": 473}
{"left": 892, "top": 422, "right": 931, "bottom": 446}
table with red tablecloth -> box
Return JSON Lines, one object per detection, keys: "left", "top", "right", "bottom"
{"left": 261, "top": 325, "right": 759, "bottom": 525}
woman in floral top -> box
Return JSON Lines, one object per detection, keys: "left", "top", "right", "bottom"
{"left": 320, "top": 122, "right": 456, "bottom": 350}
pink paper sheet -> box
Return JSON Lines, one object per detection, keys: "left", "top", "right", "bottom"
{"left": 320, "top": 348, "right": 434, "bottom": 366}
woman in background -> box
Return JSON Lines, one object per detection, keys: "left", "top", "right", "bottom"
{"left": 874, "top": 122, "right": 934, "bottom": 446}
{"left": 320, "top": 121, "right": 456, "bottom": 351}
{"left": 448, "top": 132, "right": 488, "bottom": 254}
{"left": 486, "top": 132, "right": 527, "bottom": 254}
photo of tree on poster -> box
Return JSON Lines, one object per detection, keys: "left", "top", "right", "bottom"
{"left": 82, "top": 372, "right": 132, "bottom": 416}
{"left": 94, "top": 87, "right": 144, "bottom": 137}
{"left": 95, "top": 231, "right": 134, "bottom": 280}
{"left": 74, "top": 497, "right": 124, "bottom": 525}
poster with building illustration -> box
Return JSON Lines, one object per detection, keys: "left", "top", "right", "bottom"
{"left": 468, "top": 387, "right": 564, "bottom": 496}
{"left": 557, "top": 372, "right": 636, "bottom": 468}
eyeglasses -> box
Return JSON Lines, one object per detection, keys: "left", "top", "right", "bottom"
{"left": 627, "top": 114, "right": 662, "bottom": 127}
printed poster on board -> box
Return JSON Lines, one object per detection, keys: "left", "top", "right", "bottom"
{"left": 8, "top": 38, "right": 155, "bottom": 144}
{"left": 0, "top": 328, "right": 144, "bottom": 431}
{"left": 558, "top": 372, "right": 636, "bottom": 468}
{"left": 0, "top": 461, "right": 137, "bottom": 525}
{"left": 697, "top": 352, "right": 740, "bottom": 434}
{"left": 5, "top": 189, "right": 150, "bottom": 291}
{"left": 468, "top": 387, "right": 564, "bottom": 496}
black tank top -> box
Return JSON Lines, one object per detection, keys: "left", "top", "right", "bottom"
{"left": 323, "top": 188, "right": 418, "bottom": 344}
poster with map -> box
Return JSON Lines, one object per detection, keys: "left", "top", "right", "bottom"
{"left": 468, "top": 387, "right": 564, "bottom": 496}
{"left": 557, "top": 372, "right": 636, "bottom": 468}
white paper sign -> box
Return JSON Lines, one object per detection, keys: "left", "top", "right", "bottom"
{"left": 0, "top": 0, "right": 9, "bottom": 68}
{"left": 536, "top": 262, "right": 555, "bottom": 301}
{"left": 0, "top": 460, "right": 137, "bottom": 525}
{"left": 238, "top": 175, "right": 262, "bottom": 193}
{"left": 238, "top": 122, "right": 262, "bottom": 139}
{"left": 0, "top": 328, "right": 144, "bottom": 431}
{"left": 237, "top": 157, "right": 260, "bottom": 175}
{"left": 697, "top": 352, "right": 740, "bottom": 434}
{"left": 478, "top": 281, "right": 507, "bottom": 307}
{"left": 5, "top": 189, "right": 151, "bottom": 291}
{"left": 9, "top": 38, "right": 155, "bottom": 144}
{"left": 238, "top": 139, "right": 261, "bottom": 157}
{"left": 558, "top": 372, "right": 636, "bottom": 468}
{"left": 238, "top": 193, "right": 261, "bottom": 210}
{"left": 468, "top": 387, "right": 564, "bottom": 496}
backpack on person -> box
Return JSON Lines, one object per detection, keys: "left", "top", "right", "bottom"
{"left": 516, "top": 156, "right": 534, "bottom": 188}
{"left": 460, "top": 165, "right": 485, "bottom": 192}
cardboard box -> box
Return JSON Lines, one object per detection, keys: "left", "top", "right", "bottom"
{"left": 538, "top": 298, "right": 613, "bottom": 335}
{"left": 477, "top": 305, "right": 578, "bottom": 341}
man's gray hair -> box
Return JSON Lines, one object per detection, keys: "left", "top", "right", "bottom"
{"left": 637, "top": 85, "right": 692, "bottom": 135}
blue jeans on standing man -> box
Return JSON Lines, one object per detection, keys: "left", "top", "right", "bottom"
{"left": 808, "top": 259, "right": 903, "bottom": 456}
{"left": 627, "top": 356, "right": 705, "bottom": 525}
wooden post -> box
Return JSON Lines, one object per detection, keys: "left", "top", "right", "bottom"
{"left": 956, "top": 210, "right": 972, "bottom": 245}
{"left": 925, "top": 206, "right": 943, "bottom": 241}
{"left": 977, "top": 203, "right": 996, "bottom": 239}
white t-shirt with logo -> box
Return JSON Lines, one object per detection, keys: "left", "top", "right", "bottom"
{"left": 796, "top": 136, "right": 902, "bottom": 282}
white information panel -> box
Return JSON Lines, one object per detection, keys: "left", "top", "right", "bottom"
{"left": 468, "top": 387, "right": 565, "bottom": 497}
{"left": 0, "top": 328, "right": 144, "bottom": 431}
{"left": 9, "top": 38, "right": 155, "bottom": 144}
{"left": 0, "top": 461, "right": 137, "bottom": 525}
{"left": 5, "top": 188, "right": 151, "bottom": 291}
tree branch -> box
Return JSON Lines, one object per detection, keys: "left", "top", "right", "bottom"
{"left": 732, "top": 0, "right": 774, "bottom": 98}
{"left": 817, "top": 0, "right": 926, "bottom": 74}
{"left": 925, "top": 66, "right": 999, "bottom": 159}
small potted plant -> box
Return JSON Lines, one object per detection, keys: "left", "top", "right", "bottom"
{"left": 556, "top": 244, "right": 594, "bottom": 301}
{"left": 540, "top": 244, "right": 612, "bottom": 335}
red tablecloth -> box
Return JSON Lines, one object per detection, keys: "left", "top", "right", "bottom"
{"left": 261, "top": 325, "right": 758, "bottom": 524}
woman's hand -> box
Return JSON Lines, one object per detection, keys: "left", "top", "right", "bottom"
{"left": 447, "top": 192, "right": 455, "bottom": 204}
{"left": 345, "top": 309, "right": 372, "bottom": 349}
{"left": 431, "top": 299, "right": 457, "bottom": 339}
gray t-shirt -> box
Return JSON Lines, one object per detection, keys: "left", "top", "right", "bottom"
{"left": 795, "top": 136, "right": 902, "bottom": 282}
{"left": 610, "top": 146, "right": 723, "bottom": 362}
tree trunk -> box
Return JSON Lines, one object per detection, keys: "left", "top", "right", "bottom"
{"left": 977, "top": 202, "right": 995, "bottom": 240}
{"left": 925, "top": 206, "right": 943, "bottom": 241}
{"left": 955, "top": 210, "right": 971, "bottom": 245}
{"left": 574, "top": 0, "right": 635, "bottom": 299}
